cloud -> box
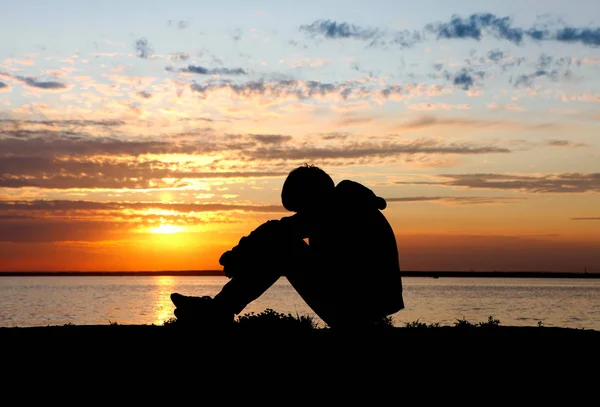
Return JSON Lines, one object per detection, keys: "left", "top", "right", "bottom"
{"left": 1, "top": 126, "right": 303, "bottom": 189}
{"left": 249, "top": 134, "right": 293, "bottom": 144}
{"left": 169, "top": 52, "right": 190, "bottom": 61}
{"left": 510, "top": 53, "right": 573, "bottom": 87}
{"left": 298, "top": 19, "right": 422, "bottom": 48}
{"left": 190, "top": 79, "right": 344, "bottom": 101}
{"left": 0, "top": 133, "right": 197, "bottom": 156}
{"left": 487, "top": 50, "right": 504, "bottom": 62}
{"left": 545, "top": 26, "right": 600, "bottom": 47}
{"left": 0, "top": 82, "right": 8, "bottom": 90}
{"left": 21, "top": 77, "right": 67, "bottom": 89}
{"left": 385, "top": 196, "right": 524, "bottom": 205}
{"left": 319, "top": 132, "right": 351, "bottom": 140}
{"left": 408, "top": 103, "right": 471, "bottom": 111}
{"left": 134, "top": 38, "right": 153, "bottom": 59}
{"left": 377, "top": 85, "right": 404, "bottom": 101}
{"left": 299, "top": 19, "right": 379, "bottom": 40}
{"left": 0, "top": 200, "right": 286, "bottom": 213}
{"left": 427, "top": 13, "right": 525, "bottom": 44}
{"left": 0, "top": 214, "right": 33, "bottom": 219}
{"left": 0, "top": 200, "right": 288, "bottom": 242}
{"left": 0, "top": 126, "right": 265, "bottom": 157}
{"left": 0, "top": 169, "right": 287, "bottom": 189}
{"left": 451, "top": 70, "right": 474, "bottom": 90}
{"left": 0, "top": 151, "right": 287, "bottom": 189}
{"left": 396, "top": 233, "right": 600, "bottom": 272}
{"left": 0, "top": 128, "right": 510, "bottom": 189}
{"left": 336, "top": 115, "right": 373, "bottom": 127}
{"left": 168, "top": 20, "right": 189, "bottom": 29}
{"left": 0, "top": 119, "right": 125, "bottom": 128}
{"left": 395, "top": 115, "right": 558, "bottom": 131}
{"left": 546, "top": 140, "right": 587, "bottom": 148}
{"left": 298, "top": 14, "right": 600, "bottom": 50}
{"left": 1, "top": 73, "right": 68, "bottom": 90}
{"left": 426, "top": 13, "right": 600, "bottom": 47}
{"left": 390, "top": 30, "right": 422, "bottom": 48}
{"left": 247, "top": 140, "right": 510, "bottom": 161}
{"left": 137, "top": 91, "right": 153, "bottom": 99}
{"left": 177, "top": 65, "right": 247, "bottom": 75}
{"left": 396, "top": 173, "right": 600, "bottom": 193}
{"left": 230, "top": 28, "right": 242, "bottom": 42}
{"left": 487, "top": 103, "right": 526, "bottom": 112}
{"left": 0, "top": 219, "right": 123, "bottom": 242}
{"left": 511, "top": 70, "right": 556, "bottom": 87}
{"left": 439, "top": 68, "right": 485, "bottom": 90}
{"left": 571, "top": 217, "right": 600, "bottom": 221}
{"left": 188, "top": 79, "right": 445, "bottom": 104}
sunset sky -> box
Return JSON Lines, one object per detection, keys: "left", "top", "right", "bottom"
{"left": 1, "top": 0, "right": 599, "bottom": 272}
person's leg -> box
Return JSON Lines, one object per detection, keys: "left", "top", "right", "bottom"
{"left": 285, "top": 262, "right": 388, "bottom": 329}
{"left": 173, "top": 236, "right": 310, "bottom": 324}
{"left": 212, "top": 235, "right": 314, "bottom": 315}
{"left": 284, "top": 266, "right": 341, "bottom": 329}
{"left": 171, "top": 267, "right": 282, "bottom": 327}
{"left": 212, "top": 268, "right": 281, "bottom": 315}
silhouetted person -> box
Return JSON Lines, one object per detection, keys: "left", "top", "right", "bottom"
{"left": 171, "top": 164, "right": 404, "bottom": 329}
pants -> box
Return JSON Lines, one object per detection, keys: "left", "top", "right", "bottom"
{"left": 213, "top": 240, "right": 392, "bottom": 329}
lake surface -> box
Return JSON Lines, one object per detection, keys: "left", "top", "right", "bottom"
{"left": 1, "top": 276, "right": 599, "bottom": 330}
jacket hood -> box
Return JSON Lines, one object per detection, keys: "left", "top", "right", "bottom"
{"left": 335, "top": 180, "right": 387, "bottom": 210}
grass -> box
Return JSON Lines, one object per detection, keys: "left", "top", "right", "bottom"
{"left": 161, "top": 308, "right": 515, "bottom": 331}
{"left": 162, "top": 307, "right": 320, "bottom": 331}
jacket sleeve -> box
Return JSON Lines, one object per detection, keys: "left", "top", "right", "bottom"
{"left": 219, "top": 214, "right": 308, "bottom": 277}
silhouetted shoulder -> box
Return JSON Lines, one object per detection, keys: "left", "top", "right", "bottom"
{"left": 335, "top": 180, "right": 386, "bottom": 210}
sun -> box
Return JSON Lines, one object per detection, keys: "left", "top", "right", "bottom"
{"left": 150, "top": 224, "right": 184, "bottom": 234}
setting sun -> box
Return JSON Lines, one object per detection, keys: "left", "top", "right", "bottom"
{"left": 150, "top": 224, "right": 184, "bottom": 234}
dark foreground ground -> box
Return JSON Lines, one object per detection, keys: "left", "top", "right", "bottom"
{"left": 3, "top": 322, "right": 599, "bottom": 340}
{"left": 3, "top": 323, "right": 599, "bottom": 354}
{"left": 2, "top": 323, "right": 599, "bottom": 393}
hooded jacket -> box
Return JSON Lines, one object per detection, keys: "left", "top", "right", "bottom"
{"left": 308, "top": 180, "right": 404, "bottom": 315}
{"left": 220, "top": 179, "right": 404, "bottom": 316}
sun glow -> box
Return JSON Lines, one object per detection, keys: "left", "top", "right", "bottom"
{"left": 153, "top": 276, "right": 176, "bottom": 326}
{"left": 150, "top": 224, "right": 184, "bottom": 234}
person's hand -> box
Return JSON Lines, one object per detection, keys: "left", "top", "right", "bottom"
{"left": 219, "top": 250, "right": 238, "bottom": 278}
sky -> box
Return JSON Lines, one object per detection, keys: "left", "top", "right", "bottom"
{"left": 0, "top": 0, "right": 599, "bottom": 272}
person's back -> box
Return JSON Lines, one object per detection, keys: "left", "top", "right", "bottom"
{"left": 305, "top": 179, "right": 404, "bottom": 325}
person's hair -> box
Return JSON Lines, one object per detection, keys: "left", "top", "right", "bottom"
{"left": 281, "top": 164, "right": 335, "bottom": 212}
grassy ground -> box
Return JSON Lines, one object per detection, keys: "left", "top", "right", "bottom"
{"left": 3, "top": 308, "right": 599, "bottom": 342}
{"left": 3, "top": 309, "right": 599, "bottom": 390}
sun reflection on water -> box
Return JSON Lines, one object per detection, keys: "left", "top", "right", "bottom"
{"left": 153, "top": 276, "right": 176, "bottom": 325}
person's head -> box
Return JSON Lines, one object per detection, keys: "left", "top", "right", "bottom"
{"left": 281, "top": 164, "right": 334, "bottom": 214}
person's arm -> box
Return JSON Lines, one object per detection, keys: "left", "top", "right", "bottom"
{"left": 219, "top": 214, "right": 308, "bottom": 277}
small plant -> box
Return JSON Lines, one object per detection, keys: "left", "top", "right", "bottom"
{"left": 477, "top": 316, "right": 501, "bottom": 328}
{"left": 537, "top": 320, "right": 544, "bottom": 327}
{"left": 236, "top": 308, "right": 318, "bottom": 331}
{"left": 454, "top": 316, "right": 475, "bottom": 328}
{"left": 108, "top": 320, "right": 119, "bottom": 326}
{"left": 404, "top": 319, "right": 441, "bottom": 329}
{"left": 375, "top": 315, "right": 395, "bottom": 328}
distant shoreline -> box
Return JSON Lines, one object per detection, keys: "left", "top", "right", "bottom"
{"left": 0, "top": 270, "right": 598, "bottom": 278}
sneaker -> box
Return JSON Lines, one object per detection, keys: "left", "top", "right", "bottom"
{"left": 171, "top": 293, "right": 212, "bottom": 309}
{"left": 170, "top": 293, "right": 234, "bottom": 327}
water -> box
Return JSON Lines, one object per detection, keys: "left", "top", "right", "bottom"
{"left": 1, "top": 276, "right": 599, "bottom": 330}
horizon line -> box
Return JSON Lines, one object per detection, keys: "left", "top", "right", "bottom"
{"left": 0, "top": 270, "right": 598, "bottom": 278}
